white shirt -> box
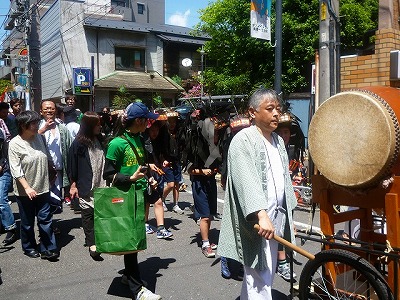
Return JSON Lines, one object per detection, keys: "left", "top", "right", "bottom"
{"left": 264, "top": 137, "right": 285, "bottom": 215}
{"left": 39, "top": 119, "right": 63, "bottom": 170}
{"left": 66, "top": 122, "right": 80, "bottom": 140}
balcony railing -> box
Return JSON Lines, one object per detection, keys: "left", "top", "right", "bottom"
{"left": 84, "top": 3, "right": 124, "bottom": 20}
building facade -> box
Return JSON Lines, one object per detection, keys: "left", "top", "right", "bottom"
{"left": 1, "top": 0, "right": 208, "bottom": 111}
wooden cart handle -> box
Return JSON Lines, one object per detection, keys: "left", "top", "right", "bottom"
{"left": 254, "top": 224, "right": 315, "bottom": 260}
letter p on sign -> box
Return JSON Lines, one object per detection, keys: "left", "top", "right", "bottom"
{"left": 77, "top": 74, "right": 86, "bottom": 85}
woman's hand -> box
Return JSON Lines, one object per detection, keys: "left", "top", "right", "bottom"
{"left": 149, "top": 163, "right": 165, "bottom": 176}
{"left": 70, "top": 183, "right": 79, "bottom": 199}
{"left": 130, "top": 167, "right": 146, "bottom": 182}
{"left": 162, "top": 160, "right": 171, "bottom": 168}
{"left": 257, "top": 210, "right": 275, "bottom": 240}
{"left": 25, "top": 187, "right": 37, "bottom": 200}
{"left": 202, "top": 168, "right": 215, "bottom": 176}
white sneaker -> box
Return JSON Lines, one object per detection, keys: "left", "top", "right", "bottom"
{"left": 136, "top": 286, "right": 162, "bottom": 300}
{"left": 172, "top": 205, "right": 184, "bottom": 215}
{"left": 162, "top": 202, "right": 168, "bottom": 212}
{"left": 145, "top": 223, "right": 155, "bottom": 234}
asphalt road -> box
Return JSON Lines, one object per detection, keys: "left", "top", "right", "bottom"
{"left": 0, "top": 175, "right": 322, "bottom": 300}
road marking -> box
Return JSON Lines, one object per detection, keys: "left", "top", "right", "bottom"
{"left": 294, "top": 221, "right": 321, "bottom": 232}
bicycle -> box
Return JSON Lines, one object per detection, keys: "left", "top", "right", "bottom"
{"left": 254, "top": 224, "right": 394, "bottom": 300}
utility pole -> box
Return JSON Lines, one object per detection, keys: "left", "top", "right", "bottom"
{"left": 319, "top": 0, "right": 340, "bottom": 106}
{"left": 274, "top": 0, "right": 282, "bottom": 95}
{"left": 23, "top": 0, "right": 31, "bottom": 110}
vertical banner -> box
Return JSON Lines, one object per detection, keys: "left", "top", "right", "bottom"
{"left": 250, "top": 0, "right": 272, "bottom": 41}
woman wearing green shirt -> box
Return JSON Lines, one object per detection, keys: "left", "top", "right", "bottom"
{"left": 103, "top": 102, "right": 161, "bottom": 300}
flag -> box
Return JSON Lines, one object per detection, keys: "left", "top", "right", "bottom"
{"left": 250, "top": 0, "right": 272, "bottom": 41}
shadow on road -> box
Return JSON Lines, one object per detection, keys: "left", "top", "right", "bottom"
{"left": 54, "top": 217, "right": 82, "bottom": 249}
{"left": 140, "top": 256, "right": 176, "bottom": 289}
{"left": 106, "top": 256, "right": 176, "bottom": 298}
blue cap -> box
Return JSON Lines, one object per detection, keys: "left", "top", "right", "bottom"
{"left": 126, "top": 102, "right": 159, "bottom": 120}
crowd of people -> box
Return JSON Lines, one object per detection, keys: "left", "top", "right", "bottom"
{"left": 0, "top": 88, "right": 302, "bottom": 300}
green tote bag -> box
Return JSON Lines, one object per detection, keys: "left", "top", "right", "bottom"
{"left": 94, "top": 185, "right": 147, "bottom": 254}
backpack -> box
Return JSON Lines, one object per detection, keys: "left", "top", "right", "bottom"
{"left": 180, "top": 115, "right": 210, "bottom": 170}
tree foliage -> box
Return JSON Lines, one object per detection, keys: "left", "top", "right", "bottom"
{"left": 112, "top": 85, "right": 137, "bottom": 109}
{"left": 196, "top": 0, "right": 378, "bottom": 95}
{"left": 0, "top": 79, "right": 12, "bottom": 93}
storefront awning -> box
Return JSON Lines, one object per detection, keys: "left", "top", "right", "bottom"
{"left": 94, "top": 71, "right": 184, "bottom": 92}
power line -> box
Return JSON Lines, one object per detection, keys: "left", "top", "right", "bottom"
{"left": 0, "top": 0, "right": 52, "bottom": 49}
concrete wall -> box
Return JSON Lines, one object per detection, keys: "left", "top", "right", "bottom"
{"left": 146, "top": 34, "right": 164, "bottom": 74}
{"left": 130, "top": 0, "right": 165, "bottom": 24}
{"left": 60, "top": 1, "right": 92, "bottom": 93}
{"left": 94, "top": 89, "right": 110, "bottom": 111}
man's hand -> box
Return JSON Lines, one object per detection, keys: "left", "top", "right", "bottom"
{"left": 202, "top": 168, "right": 215, "bottom": 176}
{"left": 70, "top": 183, "right": 79, "bottom": 199}
{"left": 257, "top": 210, "right": 275, "bottom": 240}
{"left": 39, "top": 118, "right": 55, "bottom": 134}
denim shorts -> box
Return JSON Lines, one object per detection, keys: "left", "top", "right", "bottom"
{"left": 190, "top": 175, "right": 217, "bottom": 218}
{"left": 163, "top": 162, "right": 182, "bottom": 183}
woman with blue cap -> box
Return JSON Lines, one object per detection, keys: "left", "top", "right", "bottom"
{"left": 103, "top": 102, "right": 162, "bottom": 300}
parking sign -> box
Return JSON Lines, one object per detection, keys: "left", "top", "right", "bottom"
{"left": 72, "top": 68, "right": 92, "bottom": 95}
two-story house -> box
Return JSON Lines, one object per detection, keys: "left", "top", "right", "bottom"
{"left": 1, "top": 0, "right": 209, "bottom": 111}
{"left": 40, "top": 0, "right": 208, "bottom": 111}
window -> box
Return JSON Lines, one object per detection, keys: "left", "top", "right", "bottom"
{"left": 115, "top": 47, "right": 145, "bottom": 71}
{"left": 137, "top": 3, "right": 145, "bottom": 14}
{"left": 111, "top": 0, "right": 128, "bottom": 7}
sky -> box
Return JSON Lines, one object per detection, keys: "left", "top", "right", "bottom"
{"left": 165, "top": 0, "right": 212, "bottom": 28}
{"left": 0, "top": 0, "right": 213, "bottom": 51}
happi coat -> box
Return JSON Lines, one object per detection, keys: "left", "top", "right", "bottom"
{"left": 218, "top": 125, "right": 297, "bottom": 271}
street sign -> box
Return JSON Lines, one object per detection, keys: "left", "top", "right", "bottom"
{"left": 72, "top": 67, "right": 92, "bottom": 95}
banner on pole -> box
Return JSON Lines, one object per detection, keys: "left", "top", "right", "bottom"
{"left": 250, "top": 0, "right": 272, "bottom": 41}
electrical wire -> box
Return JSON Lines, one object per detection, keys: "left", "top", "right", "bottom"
{"left": 0, "top": 0, "right": 53, "bottom": 50}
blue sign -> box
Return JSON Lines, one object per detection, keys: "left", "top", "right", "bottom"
{"left": 72, "top": 67, "right": 92, "bottom": 95}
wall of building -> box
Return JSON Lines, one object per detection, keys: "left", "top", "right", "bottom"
{"left": 146, "top": 34, "right": 163, "bottom": 74}
{"left": 340, "top": 1, "right": 400, "bottom": 90}
{"left": 93, "top": 89, "right": 110, "bottom": 111}
{"left": 341, "top": 35, "right": 400, "bottom": 89}
{"left": 41, "top": 0, "right": 63, "bottom": 100}
{"left": 60, "top": 1, "right": 93, "bottom": 94}
{"left": 130, "top": 0, "right": 165, "bottom": 24}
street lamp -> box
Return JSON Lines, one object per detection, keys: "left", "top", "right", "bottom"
{"left": 200, "top": 46, "right": 205, "bottom": 99}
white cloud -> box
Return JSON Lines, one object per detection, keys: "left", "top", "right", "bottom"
{"left": 167, "top": 9, "right": 191, "bottom": 27}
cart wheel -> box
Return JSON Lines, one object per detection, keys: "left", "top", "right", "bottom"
{"left": 298, "top": 249, "right": 392, "bottom": 300}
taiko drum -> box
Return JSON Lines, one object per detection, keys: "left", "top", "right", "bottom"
{"left": 309, "top": 86, "right": 400, "bottom": 188}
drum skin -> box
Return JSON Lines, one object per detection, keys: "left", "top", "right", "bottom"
{"left": 309, "top": 86, "right": 400, "bottom": 188}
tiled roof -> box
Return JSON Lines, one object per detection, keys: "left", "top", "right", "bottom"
{"left": 94, "top": 70, "right": 184, "bottom": 92}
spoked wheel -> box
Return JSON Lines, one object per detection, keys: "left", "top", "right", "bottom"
{"left": 298, "top": 249, "right": 392, "bottom": 300}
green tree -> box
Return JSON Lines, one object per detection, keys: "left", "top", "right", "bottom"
{"left": 112, "top": 85, "right": 136, "bottom": 109}
{"left": 196, "top": 0, "right": 378, "bottom": 94}
{"left": 0, "top": 79, "right": 11, "bottom": 93}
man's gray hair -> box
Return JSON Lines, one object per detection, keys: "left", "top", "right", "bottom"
{"left": 248, "top": 87, "right": 279, "bottom": 111}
